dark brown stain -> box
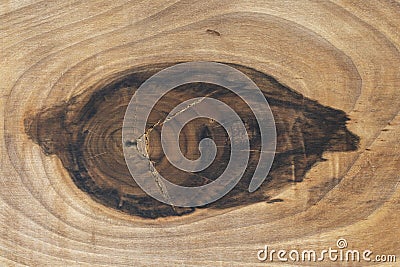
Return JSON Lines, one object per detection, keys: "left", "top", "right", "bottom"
{"left": 24, "top": 62, "right": 359, "bottom": 219}
{"left": 206, "top": 29, "right": 221, "bottom": 36}
{"left": 266, "top": 198, "right": 284, "bottom": 204}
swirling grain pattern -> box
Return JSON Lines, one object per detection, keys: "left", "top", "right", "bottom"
{"left": 1, "top": 0, "right": 399, "bottom": 266}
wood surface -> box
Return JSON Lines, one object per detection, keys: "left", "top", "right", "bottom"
{"left": 1, "top": 0, "right": 399, "bottom": 266}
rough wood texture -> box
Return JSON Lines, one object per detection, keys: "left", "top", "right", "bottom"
{"left": 1, "top": 0, "right": 399, "bottom": 266}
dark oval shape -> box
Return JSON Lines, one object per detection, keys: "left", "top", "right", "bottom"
{"left": 24, "top": 62, "right": 359, "bottom": 219}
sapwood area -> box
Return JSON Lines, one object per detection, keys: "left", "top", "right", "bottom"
{"left": 1, "top": 0, "right": 399, "bottom": 266}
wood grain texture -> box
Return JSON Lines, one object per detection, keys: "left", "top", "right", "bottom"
{"left": 24, "top": 62, "right": 359, "bottom": 219}
{"left": 1, "top": 0, "right": 400, "bottom": 266}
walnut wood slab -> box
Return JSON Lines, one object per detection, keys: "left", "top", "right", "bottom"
{"left": 1, "top": 0, "right": 399, "bottom": 266}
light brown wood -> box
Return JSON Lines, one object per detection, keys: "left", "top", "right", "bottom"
{"left": 1, "top": 0, "right": 399, "bottom": 266}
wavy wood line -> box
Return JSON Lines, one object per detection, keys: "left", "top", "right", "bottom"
{"left": 1, "top": 0, "right": 399, "bottom": 266}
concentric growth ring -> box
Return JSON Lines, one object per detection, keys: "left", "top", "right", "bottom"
{"left": 122, "top": 61, "right": 276, "bottom": 207}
